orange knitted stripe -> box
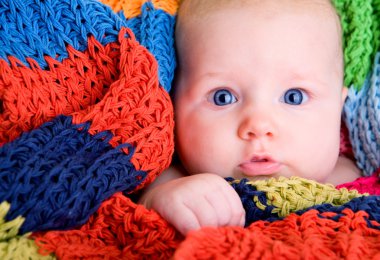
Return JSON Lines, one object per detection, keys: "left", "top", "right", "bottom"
{"left": 71, "top": 29, "right": 174, "bottom": 186}
{"left": 174, "top": 209, "right": 380, "bottom": 259}
{"left": 35, "top": 196, "right": 380, "bottom": 259}
{"left": 0, "top": 28, "right": 174, "bottom": 188}
{"left": 100, "top": 0, "right": 179, "bottom": 18}
{"left": 0, "top": 36, "right": 119, "bottom": 144}
{"left": 34, "top": 192, "right": 182, "bottom": 260}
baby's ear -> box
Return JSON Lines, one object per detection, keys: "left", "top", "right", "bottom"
{"left": 341, "top": 86, "right": 348, "bottom": 107}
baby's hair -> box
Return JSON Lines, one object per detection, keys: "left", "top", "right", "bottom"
{"left": 175, "top": 0, "right": 344, "bottom": 84}
{"left": 176, "top": 0, "right": 380, "bottom": 90}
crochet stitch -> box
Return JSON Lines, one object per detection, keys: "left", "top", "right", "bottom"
{"left": 0, "top": 202, "right": 54, "bottom": 260}
{"left": 1, "top": 0, "right": 380, "bottom": 259}
{"left": 33, "top": 177, "right": 380, "bottom": 259}
{"left": 344, "top": 52, "right": 380, "bottom": 176}
{"left": 0, "top": 0, "right": 175, "bottom": 236}
{"left": 331, "top": 0, "right": 380, "bottom": 90}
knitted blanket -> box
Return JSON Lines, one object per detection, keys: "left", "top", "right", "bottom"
{"left": 1, "top": 0, "right": 380, "bottom": 259}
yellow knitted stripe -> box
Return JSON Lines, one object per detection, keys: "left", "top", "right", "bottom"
{"left": 100, "top": 0, "right": 179, "bottom": 19}
{"left": 247, "top": 177, "right": 365, "bottom": 217}
{"left": 0, "top": 202, "right": 55, "bottom": 260}
{"left": 0, "top": 202, "right": 24, "bottom": 241}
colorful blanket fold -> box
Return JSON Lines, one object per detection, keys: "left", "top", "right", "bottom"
{"left": 31, "top": 176, "right": 380, "bottom": 259}
{"left": 1, "top": 0, "right": 380, "bottom": 259}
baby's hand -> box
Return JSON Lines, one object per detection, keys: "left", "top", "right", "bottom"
{"left": 140, "top": 173, "right": 246, "bottom": 236}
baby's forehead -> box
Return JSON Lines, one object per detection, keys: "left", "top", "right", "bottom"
{"left": 176, "top": 0, "right": 342, "bottom": 47}
{"left": 176, "top": 0, "right": 343, "bottom": 53}
{"left": 175, "top": 0, "right": 344, "bottom": 90}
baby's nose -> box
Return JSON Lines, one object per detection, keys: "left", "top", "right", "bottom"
{"left": 237, "top": 113, "right": 276, "bottom": 141}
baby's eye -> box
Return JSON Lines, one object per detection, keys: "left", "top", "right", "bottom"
{"left": 212, "top": 89, "right": 237, "bottom": 106}
{"left": 282, "top": 88, "right": 308, "bottom": 105}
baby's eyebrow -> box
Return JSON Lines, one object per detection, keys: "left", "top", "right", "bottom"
{"left": 287, "top": 69, "right": 332, "bottom": 86}
{"left": 196, "top": 70, "right": 243, "bottom": 84}
{"left": 197, "top": 71, "right": 225, "bottom": 79}
{"left": 191, "top": 72, "right": 231, "bottom": 85}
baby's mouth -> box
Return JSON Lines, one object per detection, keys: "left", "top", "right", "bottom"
{"left": 252, "top": 157, "right": 269, "bottom": 162}
{"left": 238, "top": 156, "right": 282, "bottom": 176}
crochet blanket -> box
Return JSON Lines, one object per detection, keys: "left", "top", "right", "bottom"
{"left": 1, "top": 0, "right": 380, "bottom": 259}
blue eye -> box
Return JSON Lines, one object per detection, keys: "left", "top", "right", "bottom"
{"left": 212, "top": 89, "right": 237, "bottom": 106}
{"left": 282, "top": 88, "right": 307, "bottom": 105}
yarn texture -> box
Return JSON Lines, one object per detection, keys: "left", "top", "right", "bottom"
{"left": 1, "top": 0, "right": 380, "bottom": 259}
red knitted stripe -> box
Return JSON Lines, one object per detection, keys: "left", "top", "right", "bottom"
{"left": 174, "top": 209, "right": 380, "bottom": 259}
{"left": 0, "top": 34, "right": 119, "bottom": 144}
{"left": 71, "top": 29, "right": 174, "bottom": 184}
{"left": 0, "top": 28, "right": 174, "bottom": 186}
{"left": 33, "top": 192, "right": 182, "bottom": 260}
{"left": 339, "top": 120, "right": 355, "bottom": 160}
{"left": 34, "top": 195, "right": 380, "bottom": 259}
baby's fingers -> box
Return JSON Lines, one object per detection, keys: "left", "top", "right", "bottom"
{"left": 209, "top": 180, "right": 245, "bottom": 227}
{"left": 164, "top": 189, "right": 227, "bottom": 235}
{"left": 169, "top": 204, "right": 202, "bottom": 236}
{"left": 189, "top": 177, "right": 245, "bottom": 229}
{"left": 221, "top": 183, "right": 246, "bottom": 227}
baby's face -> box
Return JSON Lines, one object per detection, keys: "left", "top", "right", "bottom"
{"left": 174, "top": 1, "right": 347, "bottom": 183}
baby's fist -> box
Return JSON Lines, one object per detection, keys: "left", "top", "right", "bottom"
{"left": 141, "top": 173, "right": 245, "bottom": 235}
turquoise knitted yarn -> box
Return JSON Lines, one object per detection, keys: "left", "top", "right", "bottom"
{"left": 344, "top": 52, "right": 380, "bottom": 176}
{"left": 332, "top": 0, "right": 380, "bottom": 176}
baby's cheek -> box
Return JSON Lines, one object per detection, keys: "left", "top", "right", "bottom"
{"left": 176, "top": 136, "right": 208, "bottom": 173}
{"left": 179, "top": 141, "right": 231, "bottom": 177}
{"left": 175, "top": 114, "right": 238, "bottom": 176}
{"left": 307, "top": 148, "right": 340, "bottom": 182}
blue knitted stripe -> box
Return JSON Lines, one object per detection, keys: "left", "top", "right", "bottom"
{"left": 122, "top": 2, "right": 176, "bottom": 92}
{"left": 296, "top": 196, "right": 380, "bottom": 230}
{"left": 228, "top": 178, "right": 277, "bottom": 226}
{"left": 0, "top": 0, "right": 125, "bottom": 67}
{"left": 231, "top": 178, "right": 380, "bottom": 228}
{"left": 343, "top": 51, "right": 380, "bottom": 175}
{"left": 0, "top": 115, "right": 146, "bottom": 234}
{"left": 0, "top": 0, "right": 176, "bottom": 92}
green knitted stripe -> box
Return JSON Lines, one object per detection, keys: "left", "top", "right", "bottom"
{"left": 332, "top": 0, "right": 377, "bottom": 90}
{"left": 372, "top": 0, "right": 380, "bottom": 53}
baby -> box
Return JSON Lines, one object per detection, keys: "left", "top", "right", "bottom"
{"left": 139, "top": 0, "right": 361, "bottom": 236}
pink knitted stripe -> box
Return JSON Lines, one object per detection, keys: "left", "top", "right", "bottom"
{"left": 337, "top": 168, "right": 380, "bottom": 195}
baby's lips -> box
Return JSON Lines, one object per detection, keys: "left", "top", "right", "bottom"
{"left": 238, "top": 156, "right": 282, "bottom": 176}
